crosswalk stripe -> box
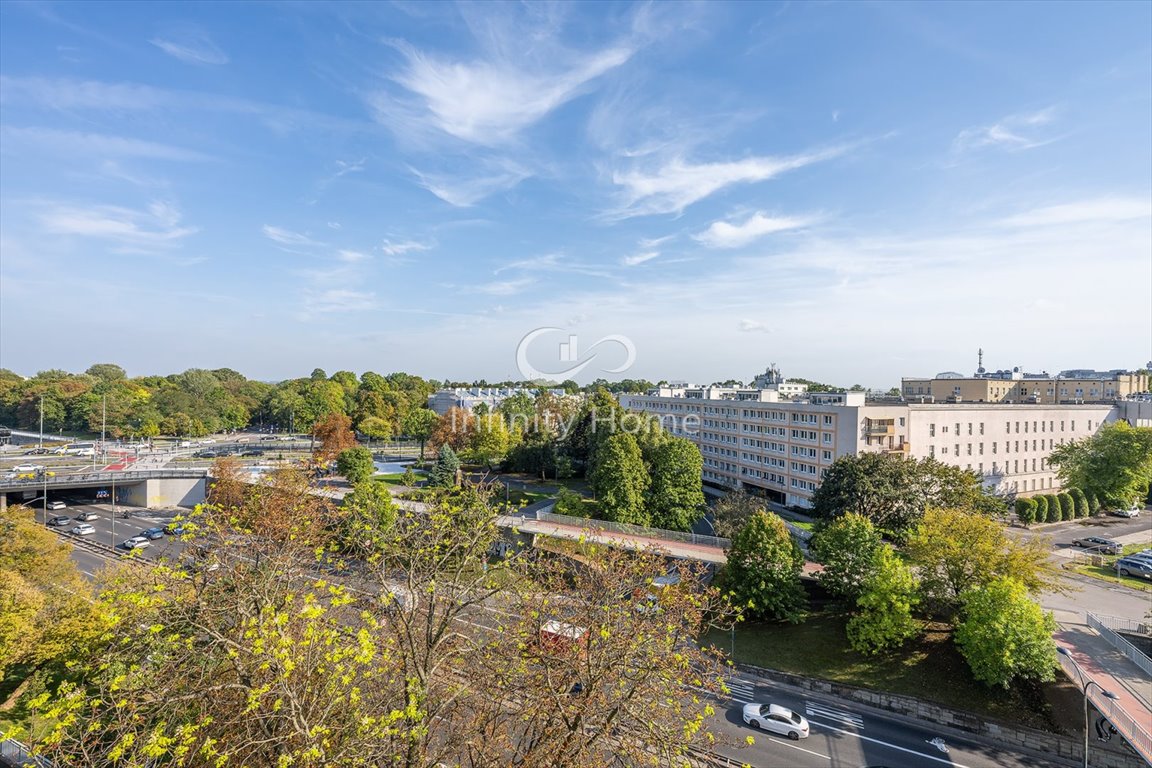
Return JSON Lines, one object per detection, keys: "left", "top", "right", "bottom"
{"left": 805, "top": 703, "right": 863, "bottom": 727}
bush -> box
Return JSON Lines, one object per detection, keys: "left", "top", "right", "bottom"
{"left": 1032, "top": 495, "right": 1048, "bottom": 523}
{"left": 553, "top": 488, "right": 589, "bottom": 518}
{"left": 1084, "top": 489, "right": 1100, "bottom": 514}
{"left": 1069, "top": 488, "right": 1089, "bottom": 518}
{"left": 1015, "top": 497, "right": 1037, "bottom": 526}
{"left": 1057, "top": 493, "right": 1075, "bottom": 521}
{"left": 1045, "top": 495, "right": 1062, "bottom": 523}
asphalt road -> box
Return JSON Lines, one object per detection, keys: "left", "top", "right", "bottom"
{"left": 33, "top": 500, "right": 187, "bottom": 574}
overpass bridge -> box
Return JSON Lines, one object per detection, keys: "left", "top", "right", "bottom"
{"left": 1, "top": 468, "right": 208, "bottom": 511}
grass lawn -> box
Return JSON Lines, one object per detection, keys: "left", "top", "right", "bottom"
{"left": 701, "top": 607, "right": 1064, "bottom": 732}
{"left": 1070, "top": 563, "right": 1152, "bottom": 592}
{"left": 787, "top": 519, "right": 815, "bottom": 532}
{"left": 374, "top": 473, "right": 420, "bottom": 487}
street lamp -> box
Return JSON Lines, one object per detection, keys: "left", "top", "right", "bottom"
{"left": 1058, "top": 646, "right": 1121, "bottom": 768}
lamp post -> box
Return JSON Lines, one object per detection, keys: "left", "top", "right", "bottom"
{"left": 1058, "top": 646, "right": 1121, "bottom": 768}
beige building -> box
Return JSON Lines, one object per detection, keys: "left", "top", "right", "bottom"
{"left": 902, "top": 367, "right": 1148, "bottom": 405}
{"left": 620, "top": 386, "right": 1116, "bottom": 508}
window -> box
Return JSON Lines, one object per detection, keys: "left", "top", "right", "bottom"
{"left": 1014, "top": 440, "right": 1019, "bottom": 452}
{"left": 979, "top": 443, "right": 984, "bottom": 455}
{"left": 929, "top": 423, "right": 936, "bottom": 437}
{"left": 899, "top": 417, "right": 906, "bottom": 427}
{"left": 929, "top": 445, "right": 935, "bottom": 457}
{"left": 966, "top": 444, "right": 972, "bottom": 455}
{"left": 1071, "top": 421, "right": 1076, "bottom": 431}
{"left": 954, "top": 443, "right": 960, "bottom": 456}
{"left": 992, "top": 442, "right": 997, "bottom": 454}
{"left": 967, "top": 423, "right": 972, "bottom": 435}
{"left": 979, "top": 422, "right": 985, "bottom": 435}
{"left": 942, "top": 425, "right": 949, "bottom": 434}
{"left": 955, "top": 423, "right": 960, "bottom": 436}
{"left": 1024, "top": 421, "right": 1029, "bottom": 433}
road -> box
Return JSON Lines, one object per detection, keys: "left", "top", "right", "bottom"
{"left": 31, "top": 500, "right": 186, "bottom": 576}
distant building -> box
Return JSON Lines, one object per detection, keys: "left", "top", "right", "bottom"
{"left": 750, "top": 364, "right": 809, "bottom": 398}
{"left": 621, "top": 384, "right": 1115, "bottom": 508}
{"left": 427, "top": 387, "right": 566, "bottom": 415}
{"left": 901, "top": 350, "right": 1148, "bottom": 405}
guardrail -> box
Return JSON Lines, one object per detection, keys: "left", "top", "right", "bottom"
{"left": 1088, "top": 613, "right": 1152, "bottom": 677}
{"left": 1091, "top": 614, "right": 1152, "bottom": 637}
{"left": 534, "top": 511, "right": 731, "bottom": 550}
{"left": 1, "top": 469, "right": 208, "bottom": 488}
{"left": 1057, "top": 652, "right": 1152, "bottom": 764}
{"left": 0, "top": 737, "right": 50, "bottom": 767}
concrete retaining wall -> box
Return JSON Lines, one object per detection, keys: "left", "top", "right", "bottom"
{"left": 737, "top": 663, "right": 1147, "bottom": 768}
{"left": 144, "top": 477, "right": 206, "bottom": 508}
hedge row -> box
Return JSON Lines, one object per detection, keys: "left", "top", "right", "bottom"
{"left": 1015, "top": 488, "right": 1096, "bottom": 526}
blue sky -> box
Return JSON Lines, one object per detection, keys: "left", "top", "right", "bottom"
{"left": 1, "top": 1, "right": 1149, "bottom": 387}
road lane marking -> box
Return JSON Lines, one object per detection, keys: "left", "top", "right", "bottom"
{"left": 805, "top": 703, "right": 863, "bottom": 728}
{"left": 806, "top": 717, "right": 972, "bottom": 768}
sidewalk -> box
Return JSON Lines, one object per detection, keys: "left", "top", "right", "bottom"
{"left": 1055, "top": 618, "right": 1152, "bottom": 764}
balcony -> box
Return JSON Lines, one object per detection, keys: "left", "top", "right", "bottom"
{"left": 865, "top": 423, "right": 895, "bottom": 436}
{"left": 884, "top": 443, "right": 909, "bottom": 454}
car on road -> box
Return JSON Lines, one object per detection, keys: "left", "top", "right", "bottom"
{"left": 194, "top": 450, "right": 219, "bottom": 459}
{"left": 239, "top": 448, "right": 265, "bottom": 457}
{"left": 1112, "top": 506, "right": 1141, "bottom": 518}
{"left": 1071, "top": 536, "right": 1122, "bottom": 554}
{"left": 1116, "top": 557, "right": 1152, "bottom": 580}
{"left": 123, "top": 536, "right": 151, "bottom": 550}
{"left": 260, "top": 435, "right": 278, "bottom": 441}
{"left": 23, "top": 447, "right": 49, "bottom": 455}
{"left": 48, "top": 516, "right": 71, "bottom": 527}
{"left": 165, "top": 522, "right": 188, "bottom": 535}
{"left": 75, "top": 511, "right": 99, "bottom": 521}
{"left": 742, "top": 703, "right": 810, "bottom": 740}
{"left": 12, "top": 464, "right": 45, "bottom": 473}
{"left": 70, "top": 523, "right": 96, "bottom": 536}
{"left": 142, "top": 527, "right": 166, "bottom": 540}
{"left": 46, "top": 500, "right": 67, "bottom": 510}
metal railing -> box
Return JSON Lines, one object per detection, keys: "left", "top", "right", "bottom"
{"left": 0, "top": 737, "right": 50, "bottom": 767}
{"left": 0, "top": 468, "right": 208, "bottom": 492}
{"left": 1088, "top": 613, "right": 1152, "bottom": 677}
{"left": 1090, "top": 613, "right": 1152, "bottom": 637}
{"left": 1057, "top": 652, "right": 1152, "bottom": 763}
{"left": 534, "top": 510, "right": 731, "bottom": 550}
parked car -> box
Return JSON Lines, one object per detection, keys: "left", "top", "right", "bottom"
{"left": 75, "top": 510, "right": 99, "bottom": 521}
{"left": 48, "top": 516, "right": 71, "bottom": 527}
{"left": 1116, "top": 557, "right": 1152, "bottom": 580}
{"left": 70, "top": 523, "right": 96, "bottom": 536}
{"left": 46, "top": 500, "right": 67, "bottom": 510}
{"left": 1112, "top": 506, "right": 1141, "bottom": 518}
{"left": 142, "top": 527, "right": 166, "bottom": 540}
{"left": 123, "top": 536, "right": 151, "bottom": 550}
{"left": 1071, "top": 536, "right": 1122, "bottom": 554}
{"left": 742, "top": 703, "right": 810, "bottom": 740}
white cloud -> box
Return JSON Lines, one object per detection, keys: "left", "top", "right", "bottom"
{"left": 380, "top": 239, "right": 432, "bottom": 257}
{"left": 38, "top": 200, "right": 197, "bottom": 251}
{"left": 953, "top": 107, "right": 1059, "bottom": 152}
{"left": 379, "top": 41, "right": 633, "bottom": 146}
{"left": 150, "top": 26, "right": 229, "bottom": 66}
{"left": 303, "top": 289, "right": 377, "bottom": 315}
{"left": 262, "top": 225, "right": 325, "bottom": 249}
{"left": 0, "top": 126, "right": 211, "bottom": 162}
{"left": 495, "top": 253, "right": 613, "bottom": 278}
{"left": 337, "top": 249, "right": 371, "bottom": 263}
{"left": 470, "top": 277, "right": 536, "bottom": 296}
{"left": 622, "top": 251, "right": 659, "bottom": 266}
{"left": 694, "top": 212, "right": 815, "bottom": 249}
{"left": 997, "top": 197, "right": 1151, "bottom": 228}
{"left": 611, "top": 146, "right": 847, "bottom": 218}
{"left": 327, "top": 221, "right": 342, "bottom": 229}
{"left": 411, "top": 163, "right": 532, "bottom": 207}
{"left": 740, "top": 319, "right": 772, "bottom": 333}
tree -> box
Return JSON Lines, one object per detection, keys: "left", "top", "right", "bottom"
{"left": 646, "top": 437, "right": 705, "bottom": 532}
{"left": 846, "top": 545, "right": 920, "bottom": 655}
{"left": 428, "top": 444, "right": 460, "bottom": 488}
{"left": 809, "top": 513, "right": 882, "bottom": 601}
{"left": 313, "top": 412, "right": 357, "bottom": 463}
{"left": 336, "top": 446, "right": 376, "bottom": 484}
{"left": 1043, "top": 494, "right": 1061, "bottom": 523}
{"left": 724, "top": 511, "right": 806, "bottom": 622}
{"left": 430, "top": 407, "right": 473, "bottom": 453}
{"left": 1014, "top": 497, "right": 1037, "bottom": 526}
{"left": 711, "top": 490, "right": 767, "bottom": 539}
{"left": 591, "top": 433, "right": 650, "bottom": 526}
{"left": 468, "top": 414, "right": 510, "bottom": 469}
{"left": 553, "top": 487, "right": 589, "bottom": 518}
{"left": 1057, "top": 493, "right": 1074, "bottom": 521}
{"left": 1083, "top": 488, "right": 1100, "bottom": 514}
{"left": 1049, "top": 422, "right": 1152, "bottom": 508}
{"left": 337, "top": 478, "right": 398, "bottom": 557}
{"left": 955, "top": 577, "right": 1058, "bottom": 689}
{"left": 23, "top": 481, "right": 735, "bottom": 768}
{"left": 1069, "top": 488, "right": 1089, "bottom": 518}
{"left": 402, "top": 407, "right": 440, "bottom": 460}
{"left": 358, "top": 415, "right": 392, "bottom": 443}
{"left": 85, "top": 363, "right": 126, "bottom": 382}
{"left": 907, "top": 507, "right": 1061, "bottom": 613}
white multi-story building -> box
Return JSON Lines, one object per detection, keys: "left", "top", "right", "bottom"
{"left": 620, "top": 385, "right": 1115, "bottom": 508}
{"left": 427, "top": 387, "right": 567, "bottom": 415}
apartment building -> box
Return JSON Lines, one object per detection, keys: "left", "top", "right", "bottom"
{"left": 619, "top": 385, "right": 1116, "bottom": 508}
{"left": 902, "top": 367, "right": 1148, "bottom": 405}
{"left": 427, "top": 387, "right": 567, "bottom": 415}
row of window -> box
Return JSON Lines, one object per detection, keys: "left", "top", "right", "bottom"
{"left": 929, "top": 419, "right": 1088, "bottom": 437}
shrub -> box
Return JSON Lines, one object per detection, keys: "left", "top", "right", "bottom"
{"left": 1015, "top": 497, "right": 1037, "bottom": 526}
{"left": 1069, "top": 488, "right": 1089, "bottom": 518}
{"left": 1057, "top": 493, "right": 1075, "bottom": 521}
{"left": 1032, "top": 495, "right": 1048, "bottom": 523}
{"left": 553, "top": 488, "right": 589, "bottom": 518}
{"left": 1045, "top": 495, "right": 1062, "bottom": 523}
{"left": 1084, "top": 489, "right": 1100, "bottom": 514}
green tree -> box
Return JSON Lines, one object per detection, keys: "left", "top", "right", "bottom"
{"left": 846, "top": 544, "right": 920, "bottom": 654}
{"left": 591, "top": 432, "right": 650, "bottom": 526}
{"left": 336, "top": 446, "right": 376, "bottom": 484}
{"left": 907, "top": 507, "right": 1060, "bottom": 613}
{"left": 724, "top": 511, "right": 806, "bottom": 622}
{"left": 1049, "top": 422, "right": 1152, "bottom": 508}
{"left": 358, "top": 415, "right": 393, "bottom": 443}
{"left": 85, "top": 363, "right": 126, "bottom": 383}
{"left": 553, "top": 487, "right": 589, "bottom": 518}
{"left": 1083, "top": 488, "right": 1100, "bottom": 514}
{"left": 711, "top": 490, "right": 767, "bottom": 539}
{"left": 955, "top": 577, "right": 1058, "bottom": 689}
{"left": 1044, "top": 494, "right": 1061, "bottom": 523}
{"left": 1069, "top": 488, "right": 1089, "bottom": 518}
{"left": 645, "top": 437, "right": 705, "bottom": 532}
{"left": 402, "top": 407, "right": 440, "bottom": 460}
{"left": 468, "top": 414, "right": 510, "bottom": 469}
{"left": 1057, "top": 493, "right": 1074, "bottom": 521}
{"left": 428, "top": 444, "right": 460, "bottom": 488}
{"left": 338, "top": 478, "right": 399, "bottom": 557}
{"left": 1032, "top": 495, "right": 1048, "bottom": 523}
{"left": 809, "top": 513, "right": 882, "bottom": 600}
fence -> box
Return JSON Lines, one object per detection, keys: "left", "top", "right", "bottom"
{"left": 1088, "top": 613, "right": 1152, "bottom": 677}
{"left": 0, "top": 738, "right": 50, "bottom": 767}
{"left": 1091, "top": 614, "right": 1152, "bottom": 637}
{"left": 1057, "top": 651, "right": 1152, "bottom": 764}
{"left": 534, "top": 511, "right": 731, "bottom": 550}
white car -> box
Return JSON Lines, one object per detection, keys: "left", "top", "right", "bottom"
{"left": 47, "top": 500, "right": 67, "bottom": 510}
{"left": 1113, "top": 506, "right": 1141, "bottom": 518}
{"left": 12, "top": 464, "right": 44, "bottom": 473}
{"left": 71, "top": 523, "right": 96, "bottom": 536}
{"left": 123, "top": 536, "right": 151, "bottom": 550}
{"left": 742, "top": 703, "right": 810, "bottom": 740}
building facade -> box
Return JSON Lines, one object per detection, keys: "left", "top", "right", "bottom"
{"left": 620, "top": 386, "right": 1116, "bottom": 508}
{"left": 427, "top": 387, "right": 567, "bottom": 415}
{"left": 902, "top": 367, "right": 1148, "bottom": 405}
